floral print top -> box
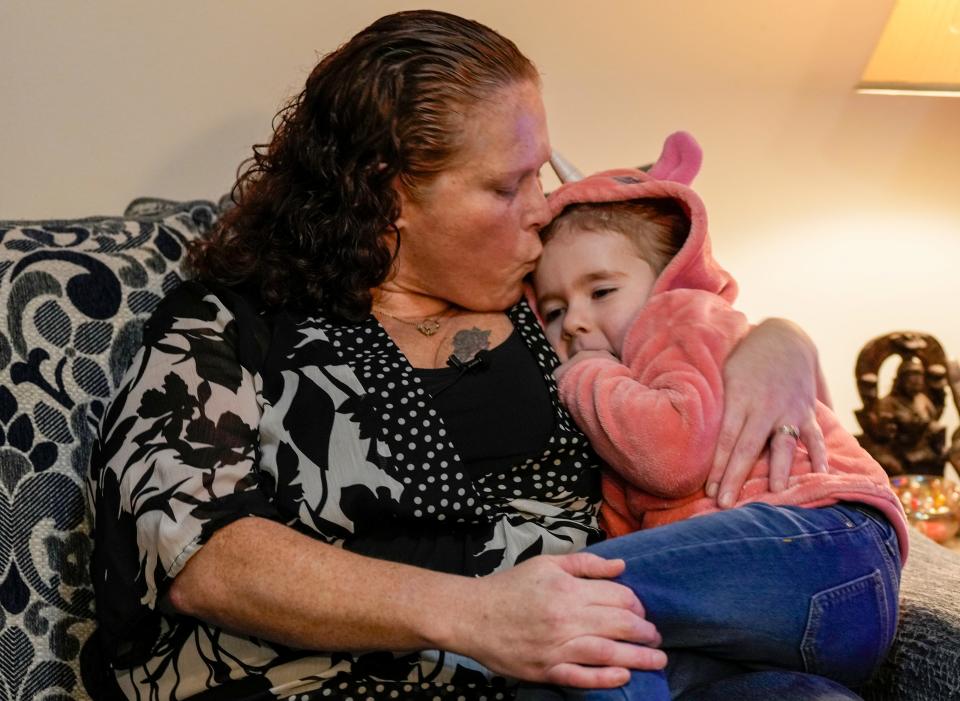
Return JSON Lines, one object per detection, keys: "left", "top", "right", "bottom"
{"left": 87, "top": 281, "right": 603, "bottom": 700}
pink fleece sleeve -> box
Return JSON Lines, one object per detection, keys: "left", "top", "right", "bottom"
{"left": 558, "top": 290, "right": 749, "bottom": 498}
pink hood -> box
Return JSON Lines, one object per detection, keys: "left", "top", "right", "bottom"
{"left": 546, "top": 131, "right": 737, "bottom": 303}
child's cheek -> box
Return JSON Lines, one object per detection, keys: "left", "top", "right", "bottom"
{"left": 547, "top": 328, "right": 569, "bottom": 362}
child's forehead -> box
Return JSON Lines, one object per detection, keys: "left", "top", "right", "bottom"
{"left": 537, "top": 228, "right": 646, "bottom": 284}
{"left": 544, "top": 224, "right": 635, "bottom": 251}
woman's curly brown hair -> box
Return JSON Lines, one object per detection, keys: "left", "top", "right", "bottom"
{"left": 188, "top": 10, "right": 539, "bottom": 321}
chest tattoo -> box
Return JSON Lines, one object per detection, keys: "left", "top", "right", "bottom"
{"left": 451, "top": 327, "right": 491, "bottom": 363}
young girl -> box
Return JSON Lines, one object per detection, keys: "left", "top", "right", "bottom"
{"left": 525, "top": 132, "right": 909, "bottom": 698}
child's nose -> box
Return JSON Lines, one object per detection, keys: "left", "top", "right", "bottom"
{"left": 561, "top": 306, "right": 589, "bottom": 339}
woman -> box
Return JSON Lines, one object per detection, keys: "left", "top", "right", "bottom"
{"left": 88, "top": 10, "right": 873, "bottom": 701}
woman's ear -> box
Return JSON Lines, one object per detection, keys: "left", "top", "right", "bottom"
{"left": 391, "top": 175, "right": 413, "bottom": 232}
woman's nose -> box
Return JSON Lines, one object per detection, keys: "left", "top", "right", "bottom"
{"left": 523, "top": 177, "right": 551, "bottom": 231}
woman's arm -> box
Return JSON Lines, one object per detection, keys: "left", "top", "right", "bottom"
{"left": 168, "top": 516, "right": 666, "bottom": 688}
{"left": 705, "top": 318, "right": 829, "bottom": 508}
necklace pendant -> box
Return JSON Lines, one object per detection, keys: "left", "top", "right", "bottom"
{"left": 416, "top": 319, "right": 441, "bottom": 336}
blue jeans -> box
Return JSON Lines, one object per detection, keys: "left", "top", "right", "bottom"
{"left": 517, "top": 503, "right": 901, "bottom": 700}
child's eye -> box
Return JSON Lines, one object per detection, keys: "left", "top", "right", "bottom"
{"left": 543, "top": 308, "right": 563, "bottom": 323}
{"left": 495, "top": 184, "right": 519, "bottom": 199}
{"left": 592, "top": 287, "right": 616, "bottom": 299}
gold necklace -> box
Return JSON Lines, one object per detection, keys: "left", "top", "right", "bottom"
{"left": 374, "top": 306, "right": 455, "bottom": 337}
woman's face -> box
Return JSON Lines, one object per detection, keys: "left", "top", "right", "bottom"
{"left": 391, "top": 81, "right": 552, "bottom": 312}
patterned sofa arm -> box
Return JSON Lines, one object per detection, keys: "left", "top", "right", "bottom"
{"left": 0, "top": 199, "right": 219, "bottom": 701}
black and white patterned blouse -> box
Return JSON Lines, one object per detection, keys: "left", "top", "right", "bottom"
{"left": 87, "top": 280, "right": 603, "bottom": 700}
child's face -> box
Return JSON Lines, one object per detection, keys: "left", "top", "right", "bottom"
{"left": 533, "top": 227, "right": 657, "bottom": 361}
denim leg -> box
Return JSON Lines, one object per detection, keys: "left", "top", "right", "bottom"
{"left": 591, "top": 503, "right": 900, "bottom": 689}
{"left": 516, "top": 667, "right": 863, "bottom": 701}
{"left": 525, "top": 503, "right": 899, "bottom": 700}
{"left": 676, "top": 670, "right": 863, "bottom": 701}
{"left": 515, "top": 670, "right": 669, "bottom": 701}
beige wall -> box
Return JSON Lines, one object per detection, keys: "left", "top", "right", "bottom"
{"left": 3, "top": 0, "right": 960, "bottom": 437}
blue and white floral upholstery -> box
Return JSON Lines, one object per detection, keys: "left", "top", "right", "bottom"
{"left": 0, "top": 199, "right": 218, "bottom": 701}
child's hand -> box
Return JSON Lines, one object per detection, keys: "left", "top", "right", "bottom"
{"left": 554, "top": 349, "right": 618, "bottom": 384}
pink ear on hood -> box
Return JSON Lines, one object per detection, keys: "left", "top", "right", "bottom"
{"left": 646, "top": 131, "right": 702, "bottom": 185}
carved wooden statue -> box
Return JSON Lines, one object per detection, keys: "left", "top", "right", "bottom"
{"left": 855, "top": 331, "right": 960, "bottom": 476}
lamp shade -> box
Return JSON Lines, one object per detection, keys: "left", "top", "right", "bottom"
{"left": 857, "top": 0, "right": 960, "bottom": 96}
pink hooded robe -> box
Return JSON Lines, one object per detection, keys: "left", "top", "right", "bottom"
{"left": 544, "top": 132, "right": 909, "bottom": 561}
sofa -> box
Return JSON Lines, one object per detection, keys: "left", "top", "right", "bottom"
{"left": 1, "top": 197, "right": 960, "bottom": 701}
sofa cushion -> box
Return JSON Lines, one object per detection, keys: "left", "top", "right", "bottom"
{"left": 0, "top": 199, "right": 218, "bottom": 701}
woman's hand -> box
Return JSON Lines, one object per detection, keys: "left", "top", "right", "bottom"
{"left": 448, "top": 552, "right": 665, "bottom": 688}
{"left": 704, "top": 318, "right": 829, "bottom": 508}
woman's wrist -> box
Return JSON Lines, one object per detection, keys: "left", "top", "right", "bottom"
{"left": 412, "top": 570, "right": 484, "bottom": 654}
